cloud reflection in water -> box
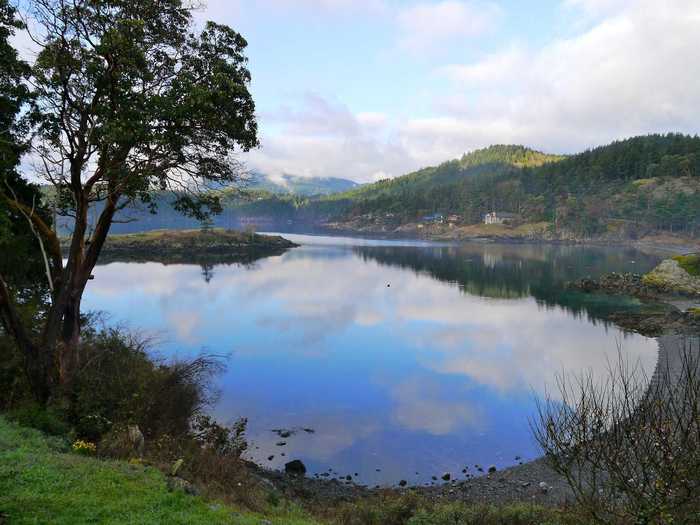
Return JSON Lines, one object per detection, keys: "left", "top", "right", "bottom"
{"left": 83, "top": 239, "right": 659, "bottom": 484}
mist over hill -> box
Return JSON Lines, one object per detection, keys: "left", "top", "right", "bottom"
{"left": 246, "top": 173, "right": 358, "bottom": 196}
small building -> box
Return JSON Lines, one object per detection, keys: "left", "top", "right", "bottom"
{"left": 422, "top": 213, "right": 445, "bottom": 224}
{"left": 484, "top": 212, "right": 518, "bottom": 225}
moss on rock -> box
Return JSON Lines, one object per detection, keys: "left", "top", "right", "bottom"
{"left": 673, "top": 254, "right": 700, "bottom": 277}
{"left": 642, "top": 258, "right": 700, "bottom": 296}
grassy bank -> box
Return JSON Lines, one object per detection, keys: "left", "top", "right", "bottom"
{"left": 0, "top": 416, "right": 317, "bottom": 525}
{"left": 0, "top": 416, "right": 589, "bottom": 525}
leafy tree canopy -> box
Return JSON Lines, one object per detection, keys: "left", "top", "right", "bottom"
{"left": 0, "top": 0, "right": 259, "bottom": 401}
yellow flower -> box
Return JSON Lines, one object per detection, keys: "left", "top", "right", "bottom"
{"left": 72, "top": 440, "right": 97, "bottom": 455}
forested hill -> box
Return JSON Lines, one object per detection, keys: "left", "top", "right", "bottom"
{"left": 324, "top": 145, "right": 563, "bottom": 203}
{"left": 298, "top": 134, "right": 700, "bottom": 238}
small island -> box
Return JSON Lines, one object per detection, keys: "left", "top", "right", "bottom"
{"left": 79, "top": 228, "right": 298, "bottom": 265}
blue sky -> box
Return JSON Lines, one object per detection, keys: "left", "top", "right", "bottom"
{"left": 12, "top": 0, "right": 700, "bottom": 183}
{"left": 192, "top": 0, "right": 700, "bottom": 183}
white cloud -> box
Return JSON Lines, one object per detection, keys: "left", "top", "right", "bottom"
{"left": 439, "top": 46, "right": 525, "bottom": 85}
{"left": 417, "top": 0, "right": 700, "bottom": 156}
{"left": 397, "top": 1, "right": 502, "bottom": 53}
{"left": 563, "top": 0, "right": 634, "bottom": 18}
{"left": 249, "top": 94, "right": 417, "bottom": 182}
{"left": 391, "top": 377, "right": 484, "bottom": 435}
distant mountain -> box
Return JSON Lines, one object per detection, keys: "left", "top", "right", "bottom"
{"left": 245, "top": 173, "right": 358, "bottom": 196}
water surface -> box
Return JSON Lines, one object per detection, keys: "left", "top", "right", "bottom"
{"left": 83, "top": 235, "right": 662, "bottom": 486}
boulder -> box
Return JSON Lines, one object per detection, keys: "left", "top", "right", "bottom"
{"left": 127, "top": 425, "right": 145, "bottom": 458}
{"left": 284, "top": 459, "right": 307, "bottom": 476}
{"left": 643, "top": 257, "right": 700, "bottom": 296}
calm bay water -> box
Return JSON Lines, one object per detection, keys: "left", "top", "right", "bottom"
{"left": 83, "top": 234, "right": 662, "bottom": 486}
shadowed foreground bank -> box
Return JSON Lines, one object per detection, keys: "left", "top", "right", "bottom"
{"left": 0, "top": 416, "right": 590, "bottom": 524}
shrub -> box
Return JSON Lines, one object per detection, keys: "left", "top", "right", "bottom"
{"left": 191, "top": 414, "right": 248, "bottom": 457}
{"left": 408, "top": 502, "right": 576, "bottom": 525}
{"left": 67, "top": 327, "right": 223, "bottom": 442}
{"left": 533, "top": 337, "right": 700, "bottom": 524}
{"left": 6, "top": 404, "right": 70, "bottom": 437}
{"left": 330, "top": 496, "right": 582, "bottom": 525}
{"left": 332, "top": 493, "right": 424, "bottom": 525}
{"left": 0, "top": 332, "right": 33, "bottom": 410}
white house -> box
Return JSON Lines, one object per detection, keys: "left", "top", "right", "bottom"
{"left": 484, "top": 212, "right": 518, "bottom": 225}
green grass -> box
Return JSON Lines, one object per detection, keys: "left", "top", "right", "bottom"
{"left": 0, "top": 416, "right": 592, "bottom": 524}
{"left": 0, "top": 417, "right": 318, "bottom": 525}
{"left": 673, "top": 254, "right": 700, "bottom": 277}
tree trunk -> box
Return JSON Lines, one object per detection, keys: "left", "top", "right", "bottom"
{"left": 58, "top": 294, "right": 82, "bottom": 387}
{"left": 25, "top": 341, "right": 52, "bottom": 405}
{"left": 1, "top": 178, "right": 120, "bottom": 401}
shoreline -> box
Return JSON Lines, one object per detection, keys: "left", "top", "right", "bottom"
{"left": 249, "top": 455, "right": 573, "bottom": 508}
{"left": 318, "top": 222, "right": 700, "bottom": 256}
{"left": 250, "top": 333, "right": 700, "bottom": 508}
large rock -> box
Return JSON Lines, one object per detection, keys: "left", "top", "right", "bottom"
{"left": 284, "top": 459, "right": 306, "bottom": 476}
{"left": 642, "top": 258, "right": 700, "bottom": 297}
{"left": 127, "top": 425, "right": 145, "bottom": 458}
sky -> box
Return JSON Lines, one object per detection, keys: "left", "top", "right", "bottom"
{"left": 12, "top": 0, "right": 700, "bottom": 184}
{"left": 193, "top": 0, "right": 700, "bottom": 183}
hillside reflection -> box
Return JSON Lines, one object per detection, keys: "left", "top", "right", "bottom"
{"left": 354, "top": 243, "right": 661, "bottom": 326}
